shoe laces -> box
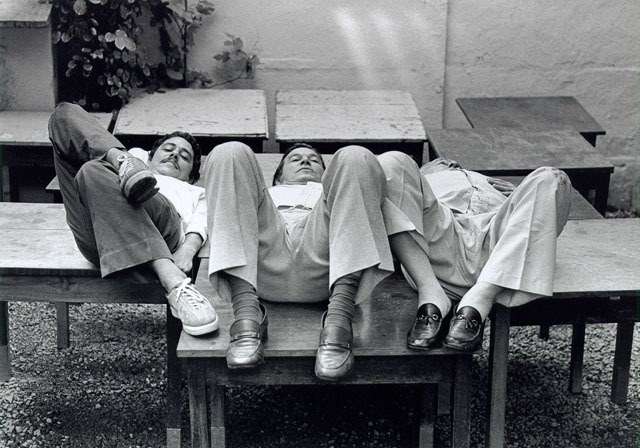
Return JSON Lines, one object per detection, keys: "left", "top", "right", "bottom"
{"left": 118, "top": 155, "right": 135, "bottom": 174}
{"left": 173, "top": 278, "right": 208, "bottom": 310}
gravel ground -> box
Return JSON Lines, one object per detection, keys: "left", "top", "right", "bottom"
{"left": 1, "top": 299, "right": 637, "bottom": 447}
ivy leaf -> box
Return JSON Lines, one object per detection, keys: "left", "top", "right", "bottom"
{"left": 52, "top": 31, "right": 61, "bottom": 44}
{"left": 114, "top": 30, "right": 136, "bottom": 51}
{"left": 88, "top": 0, "right": 103, "bottom": 4}
{"left": 73, "top": 0, "right": 87, "bottom": 16}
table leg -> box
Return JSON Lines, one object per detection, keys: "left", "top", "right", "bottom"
{"left": 592, "top": 174, "right": 611, "bottom": 216}
{"left": 166, "top": 308, "right": 183, "bottom": 448}
{"left": 55, "top": 303, "right": 70, "bottom": 349}
{"left": 188, "top": 358, "right": 209, "bottom": 448}
{"left": 0, "top": 301, "right": 10, "bottom": 381}
{"left": 611, "top": 321, "right": 635, "bottom": 404}
{"left": 569, "top": 322, "right": 586, "bottom": 394}
{"left": 210, "top": 385, "right": 226, "bottom": 448}
{"left": 451, "top": 356, "right": 471, "bottom": 448}
{"left": 486, "top": 305, "right": 510, "bottom": 448}
{"left": 417, "top": 383, "right": 436, "bottom": 448}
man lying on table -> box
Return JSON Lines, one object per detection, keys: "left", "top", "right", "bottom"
{"left": 48, "top": 102, "right": 218, "bottom": 337}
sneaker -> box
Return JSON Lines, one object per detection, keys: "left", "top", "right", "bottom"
{"left": 166, "top": 278, "right": 219, "bottom": 336}
{"left": 117, "top": 154, "right": 159, "bottom": 204}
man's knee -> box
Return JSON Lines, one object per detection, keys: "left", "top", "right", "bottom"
{"left": 530, "top": 167, "right": 572, "bottom": 190}
{"left": 377, "top": 151, "right": 415, "bottom": 176}
{"left": 204, "top": 141, "right": 254, "bottom": 169}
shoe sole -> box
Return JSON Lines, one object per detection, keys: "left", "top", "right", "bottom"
{"left": 123, "top": 173, "right": 158, "bottom": 205}
{"left": 182, "top": 315, "right": 220, "bottom": 336}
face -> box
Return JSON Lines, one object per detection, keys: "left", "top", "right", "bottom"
{"left": 420, "top": 157, "right": 462, "bottom": 175}
{"left": 148, "top": 136, "right": 194, "bottom": 181}
{"left": 278, "top": 147, "right": 324, "bottom": 185}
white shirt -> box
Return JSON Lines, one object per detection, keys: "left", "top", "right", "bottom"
{"left": 268, "top": 182, "right": 323, "bottom": 231}
{"left": 130, "top": 148, "right": 207, "bottom": 245}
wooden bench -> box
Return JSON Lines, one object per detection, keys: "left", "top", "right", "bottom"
{"left": 0, "top": 202, "right": 185, "bottom": 448}
{"left": 179, "top": 269, "right": 474, "bottom": 448}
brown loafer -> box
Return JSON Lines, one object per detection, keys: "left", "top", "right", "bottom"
{"left": 407, "top": 303, "right": 450, "bottom": 349}
{"left": 315, "top": 323, "right": 354, "bottom": 381}
{"left": 226, "top": 304, "right": 268, "bottom": 369}
{"left": 443, "top": 306, "right": 484, "bottom": 352}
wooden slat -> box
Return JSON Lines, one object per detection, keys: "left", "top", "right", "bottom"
{"left": 456, "top": 96, "right": 605, "bottom": 136}
{"left": 275, "top": 90, "right": 426, "bottom": 143}
{"left": 0, "top": 110, "right": 112, "bottom": 146}
{"left": 427, "top": 128, "right": 613, "bottom": 173}
{"left": 553, "top": 219, "right": 640, "bottom": 296}
{"left": 0, "top": 0, "right": 52, "bottom": 28}
{"left": 113, "top": 89, "right": 268, "bottom": 139}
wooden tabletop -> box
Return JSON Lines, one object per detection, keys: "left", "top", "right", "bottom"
{"left": 0, "top": 202, "right": 98, "bottom": 275}
{"left": 426, "top": 128, "right": 613, "bottom": 174}
{"left": 275, "top": 90, "right": 427, "bottom": 143}
{"left": 0, "top": 111, "right": 112, "bottom": 146}
{"left": 113, "top": 89, "right": 268, "bottom": 141}
{"left": 455, "top": 96, "right": 605, "bottom": 137}
{"left": 0, "top": 0, "right": 52, "bottom": 28}
{"left": 180, "top": 218, "right": 640, "bottom": 358}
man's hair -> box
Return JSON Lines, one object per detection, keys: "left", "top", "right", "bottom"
{"left": 149, "top": 131, "right": 202, "bottom": 184}
{"left": 272, "top": 143, "right": 325, "bottom": 185}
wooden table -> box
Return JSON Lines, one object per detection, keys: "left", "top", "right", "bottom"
{"left": 426, "top": 128, "right": 614, "bottom": 214}
{"left": 275, "top": 90, "right": 427, "bottom": 163}
{"left": 455, "top": 96, "right": 606, "bottom": 146}
{"left": 486, "top": 218, "right": 640, "bottom": 448}
{"left": 179, "top": 270, "right": 473, "bottom": 448}
{"left": 113, "top": 89, "right": 268, "bottom": 153}
{"left": 0, "top": 110, "right": 113, "bottom": 201}
{"left": 0, "top": 202, "right": 184, "bottom": 447}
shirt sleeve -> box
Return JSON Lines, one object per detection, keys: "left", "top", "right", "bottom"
{"left": 184, "top": 188, "right": 208, "bottom": 245}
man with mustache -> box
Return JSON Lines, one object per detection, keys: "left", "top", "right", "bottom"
{"left": 48, "top": 102, "right": 218, "bottom": 337}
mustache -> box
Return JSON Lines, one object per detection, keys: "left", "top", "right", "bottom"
{"left": 161, "top": 156, "right": 179, "bottom": 169}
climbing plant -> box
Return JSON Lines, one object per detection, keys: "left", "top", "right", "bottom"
{"left": 51, "top": 0, "right": 215, "bottom": 111}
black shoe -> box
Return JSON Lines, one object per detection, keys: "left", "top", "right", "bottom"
{"left": 407, "top": 303, "right": 450, "bottom": 349}
{"left": 443, "top": 306, "right": 484, "bottom": 352}
{"left": 226, "top": 304, "right": 268, "bottom": 369}
{"left": 315, "top": 314, "right": 354, "bottom": 381}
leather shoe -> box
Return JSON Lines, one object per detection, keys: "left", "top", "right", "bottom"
{"left": 315, "top": 317, "right": 354, "bottom": 381}
{"left": 407, "top": 303, "right": 450, "bottom": 349}
{"left": 443, "top": 306, "right": 484, "bottom": 352}
{"left": 226, "top": 304, "right": 268, "bottom": 369}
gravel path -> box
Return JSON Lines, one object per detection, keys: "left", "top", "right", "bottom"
{"left": 1, "top": 298, "right": 637, "bottom": 447}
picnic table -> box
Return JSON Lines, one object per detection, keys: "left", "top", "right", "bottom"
{"left": 426, "top": 128, "right": 614, "bottom": 214}
{"left": 113, "top": 89, "right": 268, "bottom": 153}
{"left": 455, "top": 96, "right": 606, "bottom": 146}
{"left": 0, "top": 110, "right": 113, "bottom": 201}
{"left": 275, "top": 90, "right": 427, "bottom": 163}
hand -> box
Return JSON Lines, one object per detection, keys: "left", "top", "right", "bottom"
{"left": 487, "top": 177, "right": 515, "bottom": 197}
{"left": 171, "top": 233, "right": 203, "bottom": 275}
{"left": 172, "top": 245, "right": 194, "bottom": 274}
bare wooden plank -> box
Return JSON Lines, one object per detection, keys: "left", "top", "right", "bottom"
{"left": 0, "top": 202, "right": 67, "bottom": 229}
{"left": 0, "top": 110, "right": 112, "bottom": 146}
{"left": 113, "top": 89, "right": 268, "bottom": 139}
{"left": 554, "top": 218, "right": 640, "bottom": 295}
{"left": 275, "top": 90, "right": 427, "bottom": 143}
{"left": 427, "top": 128, "right": 613, "bottom": 172}
{"left": 456, "top": 96, "right": 605, "bottom": 136}
{"left": 0, "top": 0, "right": 52, "bottom": 28}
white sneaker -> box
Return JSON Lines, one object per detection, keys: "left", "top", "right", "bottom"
{"left": 166, "top": 278, "right": 219, "bottom": 336}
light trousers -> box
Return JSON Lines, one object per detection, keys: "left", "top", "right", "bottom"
{"left": 203, "top": 142, "right": 394, "bottom": 303}
{"left": 378, "top": 151, "right": 572, "bottom": 307}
